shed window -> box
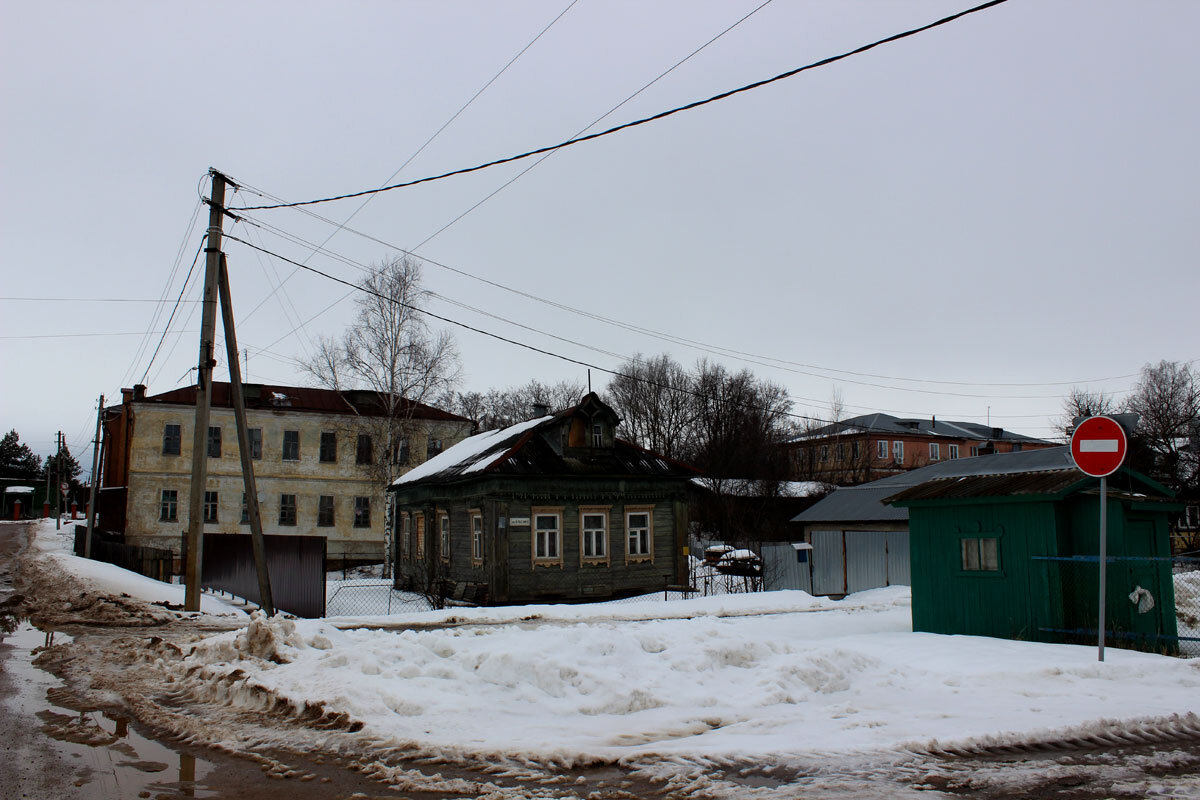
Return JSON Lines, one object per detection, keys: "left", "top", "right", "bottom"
{"left": 162, "top": 424, "right": 181, "bottom": 456}
{"left": 534, "top": 512, "right": 561, "bottom": 561}
{"left": 961, "top": 537, "right": 1000, "bottom": 572}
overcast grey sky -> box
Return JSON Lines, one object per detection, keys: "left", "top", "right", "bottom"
{"left": 2, "top": 1, "right": 1197, "bottom": 465}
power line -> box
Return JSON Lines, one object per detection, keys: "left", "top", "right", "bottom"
{"left": 220, "top": 233, "right": 1123, "bottom": 433}
{"left": 138, "top": 235, "right": 208, "bottom": 385}
{"left": 409, "top": 0, "right": 777, "bottom": 253}
{"left": 229, "top": 216, "right": 1137, "bottom": 402}
{"left": 1, "top": 330, "right": 199, "bottom": 340}
{"left": 231, "top": 0, "right": 1010, "bottom": 212}
{"left": 237, "top": 1, "right": 579, "bottom": 327}
{"left": 234, "top": 199, "right": 1150, "bottom": 392}
{"left": 0, "top": 297, "right": 203, "bottom": 303}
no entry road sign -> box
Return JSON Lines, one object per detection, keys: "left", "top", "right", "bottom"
{"left": 1070, "top": 415, "right": 1128, "bottom": 478}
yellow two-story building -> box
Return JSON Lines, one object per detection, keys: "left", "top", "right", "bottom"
{"left": 98, "top": 382, "right": 470, "bottom": 564}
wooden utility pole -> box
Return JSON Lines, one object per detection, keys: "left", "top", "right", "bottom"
{"left": 54, "top": 431, "right": 62, "bottom": 529}
{"left": 184, "top": 170, "right": 227, "bottom": 612}
{"left": 217, "top": 253, "right": 275, "bottom": 616}
{"left": 84, "top": 394, "right": 104, "bottom": 558}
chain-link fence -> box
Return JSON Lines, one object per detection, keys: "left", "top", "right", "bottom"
{"left": 1033, "top": 555, "right": 1200, "bottom": 658}
{"left": 324, "top": 580, "right": 437, "bottom": 617}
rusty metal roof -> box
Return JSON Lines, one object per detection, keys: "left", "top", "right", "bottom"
{"left": 882, "top": 469, "right": 1086, "bottom": 504}
{"left": 135, "top": 382, "right": 468, "bottom": 422}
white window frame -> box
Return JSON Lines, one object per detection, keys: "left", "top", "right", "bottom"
{"left": 470, "top": 510, "right": 484, "bottom": 564}
{"left": 400, "top": 513, "right": 411, "bottom": 559}
{"left": 948, "top": 444, "right": 960, "bottom": 460}
{"left": 893, "top": 441, "right": 904, "bottom": 463}
{"left": 579, "top": 506, "right": 609, "bottom": 565}
{"left": 929, "top": 442, "right": 940, "bottom": 461}
{"left": 591, "top": 423, "right": 603, "bottom": 448}
{"left": 877, "top": 440, "right": 888, "bottom": 459}
{"left": 625, "top": 506, "right": 653, "bottom": 563}
{"left": 532, "top": 508, "right": 562, "bottom": 565}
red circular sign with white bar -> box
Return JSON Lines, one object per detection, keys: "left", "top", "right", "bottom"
{"left": 1070, "top": 415, "right": 1128, "bottom": 478}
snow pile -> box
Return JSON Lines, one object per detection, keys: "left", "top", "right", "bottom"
{"left": 30, "top": 518, "right": 245, "bottom": 617}
{"left": 164, "top": 587, "right": 1199, "bottom": 765}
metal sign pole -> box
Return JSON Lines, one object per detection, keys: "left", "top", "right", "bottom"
{"left": 1098, "top": 475, "right": 1107, "bottom": 663}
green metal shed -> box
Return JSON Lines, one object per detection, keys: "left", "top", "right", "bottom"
{"left": 885, "top": 467, "right": 1182, "bottom": 651}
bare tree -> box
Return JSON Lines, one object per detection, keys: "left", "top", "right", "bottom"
{"left": 1055, "top": 387, "right": 1120, "bottom": 441}
{"left": 448, "top": 379, "right": 586, "bottom": 433}
{"left": 605, "top": 353, "right": 695, "bottom": 460}
{"left": 300, "top": 255, "right": 461, "bottom": 571}
{"left": 1124, "top": 361, "right": 1199, "bottom": 494}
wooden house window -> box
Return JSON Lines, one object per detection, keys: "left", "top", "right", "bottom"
{"left": 414, "top": 512, "right": 425, "bottom": 559}
{"left": 439, "top": 512, "right": 451, "bottom": 562}
{"left": 532, "top": 509, "right": 562, "bottom": 564}
{"left": 961, "top": 537, "right": 1000, "bottom": 572}
{"left": 591, "top": 424, "right": 603, "bottom": 448}
{"left": 580, "top": 507, "right": 609, "bottom": 564}
{"left": 470, "top": 510, "right": 484, "bottom": 564}
{"left": 400, "top": 513, "right": 411, "bottom": 558}
{"left": 625, "top": 507, "right": 653, "bottom": 562}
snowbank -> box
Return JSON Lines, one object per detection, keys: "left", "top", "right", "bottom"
{"left": 165, "top": 587, "right": 1199, "bottom": 764}
{"left": 31, "top": 518, "right": 245, "bottom": 617}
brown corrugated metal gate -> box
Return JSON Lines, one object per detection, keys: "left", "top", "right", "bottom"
{"left": 198, "top": 533, "right": 326, "bottom": 618}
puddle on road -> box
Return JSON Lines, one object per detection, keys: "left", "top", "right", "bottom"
{"left": 0, "top": 618, "right": 445, "bottom": 799}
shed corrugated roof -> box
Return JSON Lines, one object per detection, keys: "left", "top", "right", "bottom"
{"left": 792, "top": 446, "right": 1076, "bottom": 524}
{"left": 881, "top": 469, "right": 1085, "bottom": 503}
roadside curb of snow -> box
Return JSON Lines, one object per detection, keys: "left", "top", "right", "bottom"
{"left": 910, "top": 713, "right": 1200, "bottom": 759}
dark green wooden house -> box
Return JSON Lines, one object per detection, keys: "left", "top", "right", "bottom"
{"left": 885, "top": 462, "right": 1182, "bottom": 650}
{"left": 388, "top": 393, "right": 697, "bottom": 605}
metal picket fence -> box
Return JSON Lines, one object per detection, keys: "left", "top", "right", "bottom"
{"left": 1033, "top": 555, "right": 1200, "bottom": 657}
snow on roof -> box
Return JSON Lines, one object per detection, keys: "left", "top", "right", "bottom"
{"left": 392, "top": 415, "right": 552, "bottom": 486}
{"left": 4, "top": 486, "right": 35, "bottom": 493}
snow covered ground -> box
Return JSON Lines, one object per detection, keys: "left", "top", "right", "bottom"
{"left": 27, "top": 517, "right": 246, "bottom": 617}
{"left": 172, "top": 587, "right": 1199, "bottom": 767}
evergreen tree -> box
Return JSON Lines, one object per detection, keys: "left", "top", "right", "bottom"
{"left": 0, "top": 429, "right": 43, "bottom": 480}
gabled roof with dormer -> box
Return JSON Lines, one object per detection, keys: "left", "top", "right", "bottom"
{"left": 390, "top": 392, "right": 697, "bottom": 489}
